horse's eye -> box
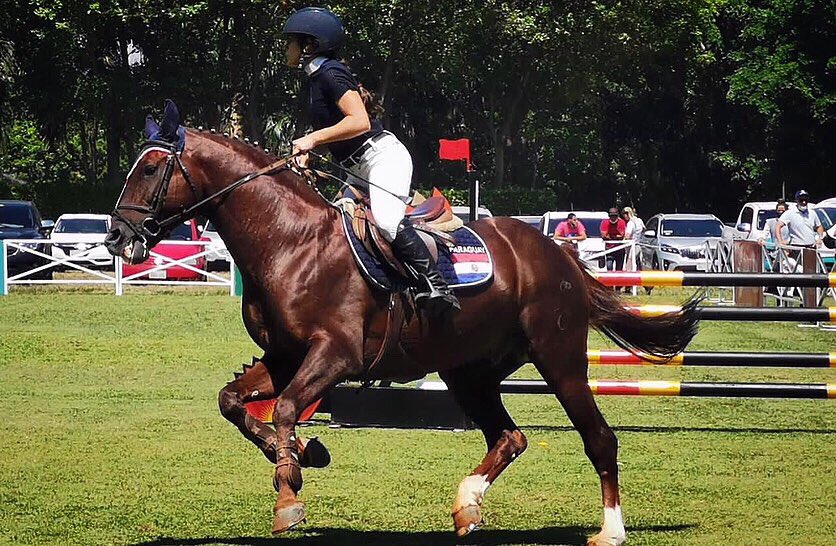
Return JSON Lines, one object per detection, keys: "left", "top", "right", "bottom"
{"left": 143, "top": 164, "right": 158, "bottom": 177}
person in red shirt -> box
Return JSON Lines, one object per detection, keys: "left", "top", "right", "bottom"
{"left": 599, "top": 207, "right": 627, "bottom": 271}
{"left": 552, "top": 213, "right": 587, "bottom": 246}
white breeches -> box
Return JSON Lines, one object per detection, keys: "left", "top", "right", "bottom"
{"left": 346, "top": 133, "right": 412, "bottom": 242}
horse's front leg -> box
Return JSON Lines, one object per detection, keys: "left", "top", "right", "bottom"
{"left": 218, "top": 355, "right": 289, "bottom": 462}
{"left": 270, "top": 335, "right": 361, "bottom": 534}
{"left": 218, "top": 355, "right": 330, "bottom": 467}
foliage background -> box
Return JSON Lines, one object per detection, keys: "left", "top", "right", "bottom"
{"left": 0, "top": 0, "right": 833, "bottom": 218}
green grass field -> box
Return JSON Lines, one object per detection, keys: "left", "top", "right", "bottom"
{"left": 1, "top": 286, "right": 834, "bottom": 546}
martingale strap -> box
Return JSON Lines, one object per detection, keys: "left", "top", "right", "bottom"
{"left": 363, "top": 292, "right": 405, "bottom": 381}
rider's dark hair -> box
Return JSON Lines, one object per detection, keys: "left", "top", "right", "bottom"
{"left": 335, "top": 57, "right": 384, "bottom": 120}
{"left": 356, "top": 81, "right": 384, "bottom": 120}
{"left": 294, "top": 33, "right": 385, "bottom": 120}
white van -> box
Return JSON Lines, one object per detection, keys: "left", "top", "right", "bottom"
{"left": 540, "top": 210, "right": 609, "bottom": 268}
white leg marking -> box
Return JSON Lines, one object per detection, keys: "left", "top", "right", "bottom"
{"left": 599, "top": 504, "right": 626, "bottom": 545}
{"left": 452, "top": 474, "right": 490, "bottom": 512}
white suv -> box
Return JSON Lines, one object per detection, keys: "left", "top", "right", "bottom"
{"left": 638, "top": 213, "right": 725, "bottom": 271}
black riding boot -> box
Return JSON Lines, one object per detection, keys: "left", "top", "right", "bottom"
{"left": 391, "top": 219, "right": 461, "bottom": 316}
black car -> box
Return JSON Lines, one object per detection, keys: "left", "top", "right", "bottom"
{"left": 0, "top": 200, "right": 54, "bottom": 280}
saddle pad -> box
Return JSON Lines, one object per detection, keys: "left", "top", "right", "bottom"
{"left": 341, "top": 212, "right": 493, "bottom": 292}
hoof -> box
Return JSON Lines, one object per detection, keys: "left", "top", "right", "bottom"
{"left": 298, "top": 436, "right": 331, "bottom": 468}
{"left": 586, "top": 533, "right": 623, "bottom": 546}
{"left": 452, "top": 505, "right": 484, "bottom": 538}
{"left": 272, "top": 502, "right": 306, "bottom": 535}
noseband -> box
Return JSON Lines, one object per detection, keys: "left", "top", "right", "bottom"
{"left": 112, "top": 139, "right": 297, "bottom": 243}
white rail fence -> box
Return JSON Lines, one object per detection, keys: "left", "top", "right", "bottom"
{"left": 1, "top": 239, "right": 235, "bottom": 296}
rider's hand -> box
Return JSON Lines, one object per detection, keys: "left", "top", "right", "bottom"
{"left": 292, "top": 134, "right": 317, "bottom": 154}
{"left": 294, "top": 153, "right": 309, "bottom": 168}
{"left": 292, "top": 134, "right": 317, "bottom": 169}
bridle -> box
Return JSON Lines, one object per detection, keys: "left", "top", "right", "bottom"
{"left": 112, "top": 139, "right": 297, "bottom": 243}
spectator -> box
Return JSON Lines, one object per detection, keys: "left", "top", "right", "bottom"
{"left": 761, "top": 200, "right": 789, "bottom": 275}
{"left": 621, "top": 206, "right": 644, "bottom": 274}
{"left": 600, "top": 207, "right": 627, "bottom": 272}
{"left": 621, "top": 207, "right": 645, "bottom": 241}
{"left": 552, "top": 213, "right": 587, "bottom": 246}
{"left": 761, "top": 200, "right": 789, "bottom": 248}
{"left": 776, "top": 190, "right": 824, "bottom": 250}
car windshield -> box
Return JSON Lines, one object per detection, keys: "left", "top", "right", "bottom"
{"left": 756, "top": 210, "right": 778, "bottom": 230}
{"left": 660, "top": 219, "right": 723, "bottom": 237}
{"left": 547, "top": 217, "right": 600, "bottom": 236}
{"left": 815, "top": 207, "right": 836, "bottom": 230}
{"left": 0, "top": 204, "right": 36, "bottom": 228}
{"left": 54, "top": 218, "right": 108, "bottom": 233}
{"left": 166, "top": 222, "right": 194, "bottom": 241}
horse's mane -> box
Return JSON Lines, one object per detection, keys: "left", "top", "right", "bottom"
{"left": 187, "top": 128, "right": 333, "bottom": 209}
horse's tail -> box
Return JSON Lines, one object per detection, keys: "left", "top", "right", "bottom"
{"left": 575, "top": 255, "right": 700, "bottom": 362}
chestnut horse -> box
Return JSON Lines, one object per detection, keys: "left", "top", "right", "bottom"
{"left": 105, "top": 104, "right": 698, "bottom": 546}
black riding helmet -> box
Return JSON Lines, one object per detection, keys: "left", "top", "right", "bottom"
{"left": 283, "top": 7, "right": 345, "bottom": 55}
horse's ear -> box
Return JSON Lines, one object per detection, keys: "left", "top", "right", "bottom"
{"left": 144, "top": 115, "right": 161, "bottom": 140}
{"left": 160, "top": 99, "right": 180, "bottom": 140}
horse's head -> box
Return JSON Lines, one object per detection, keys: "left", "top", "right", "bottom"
{"left": 105, "top": 100, "right": 197, "bottom": 263}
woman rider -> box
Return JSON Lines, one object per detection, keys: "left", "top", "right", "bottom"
{"left": 283, "top": 7, "right": 460, "bottom": 316}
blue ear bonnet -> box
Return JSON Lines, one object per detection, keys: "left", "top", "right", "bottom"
{"left": 144, "top": 99, "right": 186, "bottom": 152}
{"left": 147, "top": 126, "right": 185, "bottom": 152}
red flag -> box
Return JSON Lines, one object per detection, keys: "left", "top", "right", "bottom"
{"left": 438, "top": 138, "right": 472, "bottom": 172}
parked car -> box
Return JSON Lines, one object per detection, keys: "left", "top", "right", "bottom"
{"left": 730, "top": 201, "right": 799, "bottom": 242}
{"left": 511, "top": 215, "right": 542, "bottom": 229}
{"left": 50, "top": 213, "right": 113, "bottom": 269}
{"left": 121, "top": 219, "right": 208, "bottom": 281}
{"left": 0, "top": 200, "right": 54, "bottom": 279}
{"left": 452, "top": 205, "right": 492, "bottom": 223}
{"left": 199, "top": 221, "right": 232, "bottom": 271}
{"left": 638, "top": 213, "right": 725, "bottom": 271}
{"left": 813, "top": 198, "right": 836, "bottom": 267}
{"left": 539, "top": 210, "right": 610, "bottom": 268}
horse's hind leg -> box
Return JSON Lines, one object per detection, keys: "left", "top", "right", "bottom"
{"left": 218, "top": 356, "right": 329, "bottom": 467}
{"left": 525, "top": 312, "right": 625, "bottom": 546}
{"left": 440, "top": 361, "right": 528, "bottom": 537}
{"left": 555, "top": 376, "right": 624, "bottom": 546}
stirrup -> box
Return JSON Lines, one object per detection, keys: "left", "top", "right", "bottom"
{"left": 414, "top": 277, "right": 461, "bottom": 316}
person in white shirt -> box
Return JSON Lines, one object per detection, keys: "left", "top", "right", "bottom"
{"left": 622, "top": 207, "right": 645, "bottom": 241}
